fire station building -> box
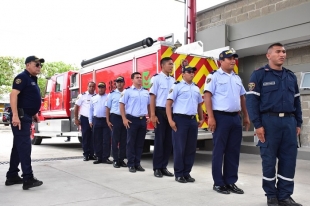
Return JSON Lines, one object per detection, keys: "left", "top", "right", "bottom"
{"left": 196, "top": 0, "right": 310, "bottom": 147}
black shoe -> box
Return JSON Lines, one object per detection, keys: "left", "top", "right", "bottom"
{"left": 184, "top": 175, "right": 195, "bottom": 182}
{"left": 89, "top": 155, "right": 97, "bottom": 160}
{"left": 93, "top": 160, "right": 103, "bottom": 164}
{"left": 64, "top": 140, "right": 70, "bottom": 142}
{"left": 267, "top": 197, "right": 279, "bottom": 206}
{"left": 278, "top": 197, "right": 302, "bottom": 206}
{"left": 161, "top": 168, "right": 174, "bottom": 177}
{"left": 135, "top": 165, "right": 145, "bottom": 172}
{"left": 113, "top": 161, "right": 120, "bottom": 168}
{"left": 22, "top": 177, "right": 43, "bottom": 190}
{"left": 102, "top": 159, "right": 113, "bottom": 164}
{"left": 213, "top": 185, "right": 230, "bottom": 194}
{"left": 154, "top": 169, "right": 163, "bottom": 178}
{"left": 226, "top": 183, "right": 244, "bottom": 194}
{"left": 83, "top": 156, "right": 89, "bottom": 161}
{"left": 175, "top": 177, "right": 187, "bottom": 183}
{"left": 129, "top": 166, "right": 136, "bottom": 173}
{"left": 120, "top": 160, "right": 127, "bottom": 167}
{"left": 5, "top": 176, "right": 23, "bottom": 186}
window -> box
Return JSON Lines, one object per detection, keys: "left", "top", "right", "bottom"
{"left": 56, "top": 75, "right": 64, "bottom": 92}
{"left": 46, "top": 79, "right": 53, "bottom": 94}
{"left": 300, "top": 72, "right": 310, "bottom": 89}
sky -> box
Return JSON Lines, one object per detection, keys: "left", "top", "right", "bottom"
{"left": 0, "top": 0, "right": 228, "bottom": 67}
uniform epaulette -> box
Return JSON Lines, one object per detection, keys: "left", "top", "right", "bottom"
{"left": 125, "top": 86, "right": 130, "bottom": 89}
{"left": 82, "top": 92, "right": 86, "bottom": 95}
{"left": 170, "top": 75, "right": 174, "bottom": 77}
{"left": 210, "top": 70, "right": 217, "bottom": 74}
{"left": 143, "top": 87, "right": 148, "bottom": 90}
{"left": 92, "top": 94, "right": 97, "bottom": 97}
{"left": 153, "top": 73, "right": 158, "bottom": 77}
{"left": 285, "top": 68, "right": 294, "bottom": 74}
{"left": 174, "top": 81, "right": 180, "bottom": 84}
{"left": 110, "top": 90, "right": 115, "bottom": 93}
{"left": 194, "top": 83, "right": 198, "bottom": 87}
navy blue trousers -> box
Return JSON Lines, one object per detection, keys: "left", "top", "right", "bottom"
{"left": 7, "top": 114, "right": 33, "bottom": 180}
{"left": 110, "top": 114, "right": 127, "bottom": 162}
{"left": 126, "top": 115, "right": 146, "bottom": 167}
{"left": 172, "top": 115, "right": 198, "bottom": 178}
{"left": 212, "top": 112, "right": 242, "bottom": 186}
{"left": 153, "top": 107, "right": 172, "bottom": 170}
{"left": 80, "top": 115, "right": 94, "bottom": 157}
{"left": 93, "top": 117, "right": 111, "bottom": 161}
{"left": 257, "top": 114, "right": 297, "bottom": 200}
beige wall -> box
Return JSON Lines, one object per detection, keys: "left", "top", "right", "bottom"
{"left": 197, "top": 0, "right": 310, "bottom": 31}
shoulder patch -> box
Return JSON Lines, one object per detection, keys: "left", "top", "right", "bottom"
{"left": 248, "top": 82, "right": 255, "bottom": 91}
{"left": 15, "top": 78, "right": 22, "bottom": 84}
{"left": 174, "top": 81, "right": 180, "bottom": 84}
{"left": 169, "top": 88, "right": 173, "bottom": 93}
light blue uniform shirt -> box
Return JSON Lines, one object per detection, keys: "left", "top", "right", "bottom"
{"left": 149, "top": 72, "right": 175, "bottom": 107}
{"left": 75, "top": 91, "right": 94, "bottom": 118}
{"left": 105, "top": 89, "right": 122, "bottom": 115}
{"left": 119, "top": 85, "right": 150, "bottom": 117}
{"left": 203, "top": 68, "right": 246, "bottom": 112}
{"left": 89, "top": 93, "right": 108, "bottom": 123}
{"left": 167, "top": 80, "right": 203, "bottom": 115}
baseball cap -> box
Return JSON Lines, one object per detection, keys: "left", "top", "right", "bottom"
{"left": 114, "top": 76, "right": 125, "bottom": 82}
{"left": 182, "top": 66, "right": 197, "bottom": 73}
{"left": 98, "top": 82, "right": 106, "bottom": 88}
{"left": 219, "top": 50, "right": 238, "bottom": 60}
{"left": 25, "top": 56, "right": 45, "bottom": 64}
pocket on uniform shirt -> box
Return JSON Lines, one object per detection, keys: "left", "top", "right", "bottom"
{"left": 179, "top": 90, "right": 190, "bottom": 99}
{"left": 217, "top": 81, "right": 228, "bottom": 93}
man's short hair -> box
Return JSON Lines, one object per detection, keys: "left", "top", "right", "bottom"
{"left": 267, "top": 43, "right": 284, "bottom": 52}
{"left": 160, "top": 57, "right": 173, "bottom": 68}
{"left": 131, "top": 72, "right": 141, "bottom": 79}
{"left": 88, "top": 81, "right": 95, "bottom": 86}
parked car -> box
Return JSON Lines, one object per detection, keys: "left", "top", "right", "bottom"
{"left": 0, "top": 112, "right": 10, "bottom": 126}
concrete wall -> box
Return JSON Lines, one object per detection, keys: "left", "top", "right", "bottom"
{"left": 197, "top": 0, "right": 310, "bottom": 31}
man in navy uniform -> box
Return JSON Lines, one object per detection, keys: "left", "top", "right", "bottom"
{"left": 204, "top": 50, "right": 250, "bottom": 194}
{"left": 106, "top": 76, "right": 127, "bottom": 168}
{"left": 150, "top": 57, "right": 175, "bottom": 178}
{"left": 75, "top": 82, "right": 96, "bottom": 161}
{"left": 246, "top": 43, "right": 303, "bottom": 206}
{"left": 119, "top": 72, "right": 150, "bottom": 173}
{"left": 166, "top": 66, "right": 204, "bottom": 183}
{"left": 6, "top": 56, "right": 44, "bottom": 190}
{"left": 89, "top": 82, "right": 112, "bottom": 164}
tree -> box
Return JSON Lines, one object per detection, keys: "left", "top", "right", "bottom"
{"left": 0, "top": 56, "right": 78, "bottom": 97}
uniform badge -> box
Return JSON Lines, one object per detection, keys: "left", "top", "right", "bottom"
{"left": 248, "top": 82, "right": 255, "bottom": 91}
{"left": 206, "top": 78, "right": 211, "bottom": 84}
{"left": 15, "top": 79, "right": 22, "bottom": 84}
{"left": 150, "top": 83, "right": 153, "bottom": 88}
{"left": 169, "top": 89, "right": 173, "bottom": 93}
{"left": 121, "top": 92, "right": 124, "bottom": 97}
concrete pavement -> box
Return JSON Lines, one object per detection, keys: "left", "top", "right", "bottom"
{"left": 1, "top": 150, "right": 310, "bottom": 206}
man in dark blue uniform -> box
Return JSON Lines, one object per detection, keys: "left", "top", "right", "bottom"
{"left": 204, "top": 50, "right": 250, "bottom": 195}
{"left": 166, "top": 66, "right": 204, "bottom": 183}
{"left": 246, "top": 43, "right": 303, "bottom": 206}
{"left": 150, "top": 57, "right": 175, "bottom": 178}
{"left": 5, "top": 56, "right": 44, "bottom": 190}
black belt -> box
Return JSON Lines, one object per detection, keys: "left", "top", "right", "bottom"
{"left": 213, "top": 110, "right": 239, "bottom": 116}
{"left": 263, "top": 112, "right": 294, "bottom": 117}
{"left": 110, "top": 113, "right": 121, "bottom": 117}
{"left": 155, "top": 107, "right": 165, "bottom": 110}
{"left": 126, "top": 114, "right": 146, "bottom": 120}
{"left": 94, "top": 116, "right": 106, "bottom": 119}
{"left": 174, "top": 113, "right": 196, "bottom": 119}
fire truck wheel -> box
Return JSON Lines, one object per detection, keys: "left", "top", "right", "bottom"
{"left": 78, "top": 136, "right": 82, "bottom": 144}
{"left": 31, "top": 137, "right": 42, "bottom": 145}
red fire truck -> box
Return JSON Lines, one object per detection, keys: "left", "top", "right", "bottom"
{"left": 32, "top": 34, "right": 239, "bottom": 151}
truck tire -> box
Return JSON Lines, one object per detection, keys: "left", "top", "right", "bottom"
{"left": 31, "top": 136, "right": 42, "bottom": 145}
{"left": 78, "top": 136, "right": 82, "bottom": 143}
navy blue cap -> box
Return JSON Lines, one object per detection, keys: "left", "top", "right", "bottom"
{"left": 182, "top": 66, "right": 197, "bottom": 73}
{"left": 98, "top": 82, "right": 106, "bottom": 88}
{"left": 219, "top": 50, "right": 238, "bottom": 60}
{"left": 25, "top": 56, "right": 45, "bottom": 64}
{"left": 114, "top": 76, "right": 125, "bottom": 82}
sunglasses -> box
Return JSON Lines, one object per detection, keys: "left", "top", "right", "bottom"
{"left": 35, "top": 63, "right": 43, "bottom": 68}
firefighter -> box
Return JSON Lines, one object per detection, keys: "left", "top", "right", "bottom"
{"left": 119, "top": 72, "right": 150, "bottom": 173}
{"left": 89, "top": 82, "right": 112, "bottom": 164}
{"left": 246, "top": 43, "right": 303, "bottom": 206}
{"left": 166, "top": 66, "right": 204, "bottom": 183}
{"left": 204, "top": 50, "right": 250, "bottom": 194}
{"left": 150, "top": 57, "right": 175, "bottom": 178}
{"left": 75, "top": 82, "right": 96, "bottom": 161}
{"left": 105, "top": 76, "right": 127, "bottom": 168}
{"left": 6, "top": 56, "right": 44, "bottom": 190}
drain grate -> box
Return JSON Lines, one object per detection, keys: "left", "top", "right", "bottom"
{"left": 0, "top": 156, "right": 83, "bottom": 165}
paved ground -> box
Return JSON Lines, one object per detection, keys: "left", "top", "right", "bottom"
{"left": 0, "top": 128, "right": 309, "bottom": 206}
